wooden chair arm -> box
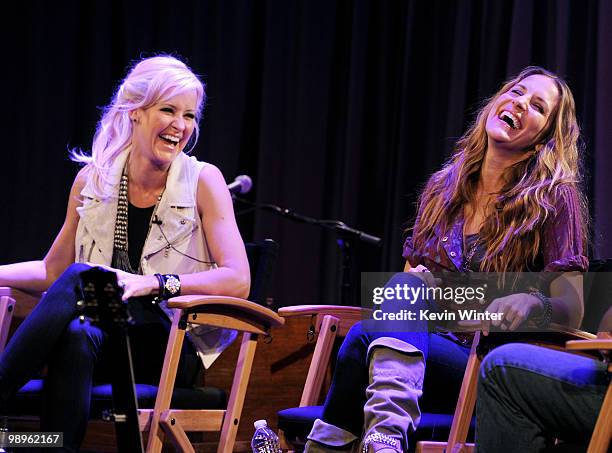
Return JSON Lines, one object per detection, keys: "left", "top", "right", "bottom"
{"left": 0, "top": 286, "right": 43, "bottom": 299}
{"left": 454, "top": 320, "right": 596, "bottom": 339}
{"left": 167, "top": 295, "right": 285, "bottom": 328}
{"left": 0, "top": 287, "right": 43, "bottom": 353}
{"left": 453, "top": 322, "right": 596, "bottom": 345}
{"left": 566, "top": 339, "right": 612, "bottom": 351}
{"left": 0, "top": 287, "right": 43, "bottom": 317}
{"left": 278, "top": 305, "right": 371, "bottom": 318}
{"left": 547, "top": 323, "right": 598, "bottom": 340}
{"left": 476, "top": 324, "right": 597, "bottom": 358}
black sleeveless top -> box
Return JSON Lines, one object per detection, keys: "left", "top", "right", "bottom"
{"left": 127, "top": 202, "right": 155, "bottom": 272}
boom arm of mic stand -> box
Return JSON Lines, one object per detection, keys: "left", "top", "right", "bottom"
{"left": 322, "top": 221, "right": 382, "bottom": 246}
{"left": 233, "top": 195, "right": 382, "bottom": 246}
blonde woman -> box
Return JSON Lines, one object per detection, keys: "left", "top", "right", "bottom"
{"left": 305, "top": 67, "right": 588, "bottom": 453}
{"left": 0, "top": 55, "right": 250, "bottom": 451}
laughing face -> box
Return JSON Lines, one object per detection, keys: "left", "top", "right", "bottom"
{"left": 485, "top": 74, "right": 560, "bottom": 152}
{"left": 130, "top": 90, "right": 198, "bottom": 167}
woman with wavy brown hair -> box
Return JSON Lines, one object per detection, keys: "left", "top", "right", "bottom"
{"left": 305, "top": 67, "right": 589, "bottom": 453}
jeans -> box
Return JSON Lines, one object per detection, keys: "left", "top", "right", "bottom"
{"left": 0, "top": 263, "right": 201, "bottom": 452}
{"left": 320, "top": 272, "right": 470, "bottom": 438}
{"left": 476, "top": 343, "right": 609, "bottom": 453}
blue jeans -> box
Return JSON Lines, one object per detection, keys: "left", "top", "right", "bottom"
{"left": 476, "top": 343, "right": 609, "bottom": 452}
{"left": 0, "top": 263, "right": 200, "bottom": 452}
{"left": 321, "top": 273, "right": 470, "bottom": 437}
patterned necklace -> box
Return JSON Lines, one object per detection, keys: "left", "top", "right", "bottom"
{"left": 111, "top": 165, "right": 164, "bottom": 274}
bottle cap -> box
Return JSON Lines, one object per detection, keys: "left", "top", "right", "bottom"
{"left": 254, "top": 419, "right": 268, "bottom": 429}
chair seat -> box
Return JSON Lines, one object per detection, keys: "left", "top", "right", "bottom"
{"left": 8, "top": 379, "right": 226, "bottom": 418}
{"left": 278, "top": 406, "right": 475, "bottom": 452}
{"left": 278, "top": 405, "right": 323, "bottom": 440}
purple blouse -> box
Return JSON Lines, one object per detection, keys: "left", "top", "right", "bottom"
{"left": 402, "top": 185, "right": 589, "bottom": 274}
{"left": 401, "top": 186, "right": 588, "bottom": 338}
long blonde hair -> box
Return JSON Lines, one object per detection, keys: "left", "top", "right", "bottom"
{"left": 411, "top": 66, "right": 588, "bottom": 272}
{"left": 71, "top": 55, "right": 206, "bottom": 199}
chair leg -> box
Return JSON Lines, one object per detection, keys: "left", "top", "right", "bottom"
{"left": 417, "top": 332, "right": 480, "bottom": 453}
{"left": 416, "top": 443, "right": 474, "bottom": 453}
{"left": 0, "top": 295, "right": 16, "bottom": 353}
{"left": 278, "top": 429, "right": 295, "bottom": 453}
{"left": 217, "top": 332, "right": 258, "bottom": 453}
{"left": 446, "top": 331, "right": 480, "bottom": 450}
{"left": 587, "top": 364, "right": 612, "bottom": 453}
{"left": 300, "top": 315, "right": 339, "bottom": 406}
{"left": 146, "top": 309, "right": 186, "bottom": 453}
{"left": 160, "top": 410, "right": 195, "bottom": 453}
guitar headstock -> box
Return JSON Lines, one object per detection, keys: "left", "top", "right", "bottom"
{"left": 79, "top": 267, "right": 133, "bottom": 329}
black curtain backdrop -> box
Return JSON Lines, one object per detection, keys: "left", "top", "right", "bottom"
{"left": 2, "top": 0, "right": 610, "bottom": 307}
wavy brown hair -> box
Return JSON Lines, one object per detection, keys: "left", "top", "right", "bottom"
{"left": 411, "top": 66, "right": 588, "bottom": 272}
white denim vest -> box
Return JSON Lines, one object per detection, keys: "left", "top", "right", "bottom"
{"left": 75, "top": 149, "right": 237, "bottom": 368}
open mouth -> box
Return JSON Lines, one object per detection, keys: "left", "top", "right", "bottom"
{"left": 498, "top": 111, "right": 520, "bottom": 130}
{"left": 159, "top": 134, "right": 180, "bottom": 147}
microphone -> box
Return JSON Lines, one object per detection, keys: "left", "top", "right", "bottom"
{"left": 152, "top": 215, "right": 163, "bottom": 225}
{"left": 228, "top": 174, "right": 253, "bottom": 194}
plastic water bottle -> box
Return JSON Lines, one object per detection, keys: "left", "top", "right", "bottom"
{"left": 251, "top": 419, "right": 281, "bottom": 453}
{"left": 0, "top": 416, "right": 9, "bottom": 453}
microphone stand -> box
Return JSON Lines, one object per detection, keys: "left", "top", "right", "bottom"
{"left": 233, "top": 195, "right": 382, "bottom": 306}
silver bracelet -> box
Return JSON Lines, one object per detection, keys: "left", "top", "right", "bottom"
{"left": 529, "top": 290, "right": 552, "bottom": 329}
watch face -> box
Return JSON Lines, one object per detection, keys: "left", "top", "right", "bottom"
{"left": 165, "top": 275, "right": 181, "bottom": 295}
